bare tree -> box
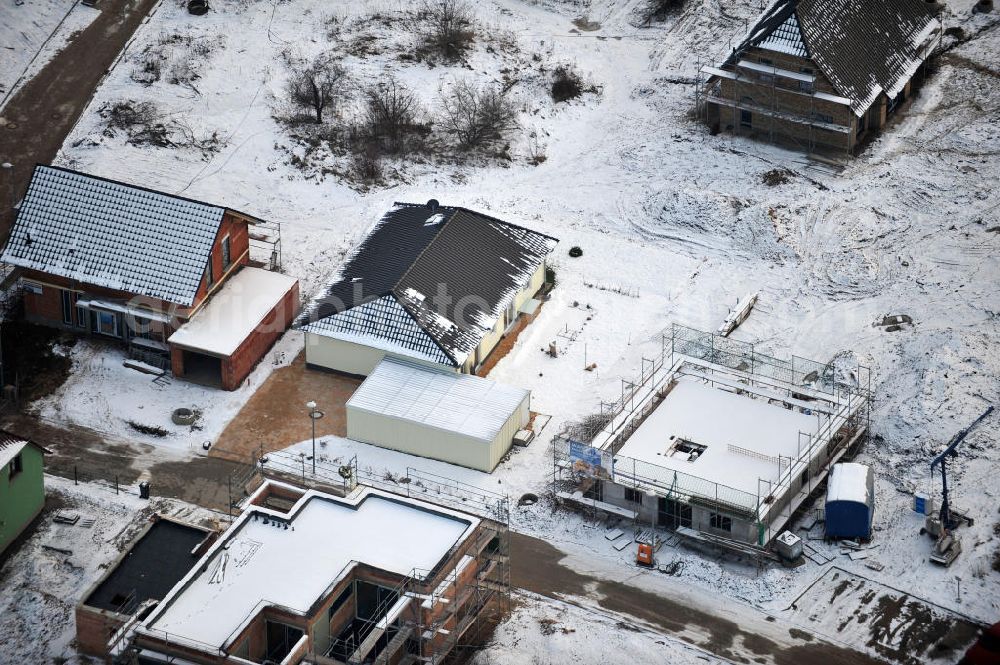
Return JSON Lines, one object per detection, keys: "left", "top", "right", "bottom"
{"left": 287, "top": 56, "right": 347, "bottom": 124}
{"left": 421, "top": 0, "right": 475, "bottom": 60}
{"left": 439, "top": 79, "right": 518, "bottom": 149}
{"left": 361, "top": 77, "right": 423, "bottom": 153}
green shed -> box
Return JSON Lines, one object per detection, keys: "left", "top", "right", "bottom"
{"left": 0, "top": 431, "right": 49, "bottom": 555}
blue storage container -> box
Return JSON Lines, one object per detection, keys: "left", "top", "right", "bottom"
{"left": 825, "top": 463, "right": 874, "bottom": 540}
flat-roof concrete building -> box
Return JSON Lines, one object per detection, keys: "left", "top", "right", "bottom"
{"left": 556, "top": 325, "right": 872, "bottom": 549}
{"left": 110, "top": 480, "right": 508, "bottom": 665}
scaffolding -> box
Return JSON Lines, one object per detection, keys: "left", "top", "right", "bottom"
{"left": 553, "top": 324, "right": 873, "bottom": 549}
{"left": 255, "top": 449, "right": 512, "bottom": 665}
{"left": 248, "top": 219, "right": 283, "bottom": 272}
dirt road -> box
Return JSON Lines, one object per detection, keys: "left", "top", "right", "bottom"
{"left": 0, "top": 0, "right": 159, "bottom": 238}
{"left": 510, "top": 533, "right": 889, "bottom": 665}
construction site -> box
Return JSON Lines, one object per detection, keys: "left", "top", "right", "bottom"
{"left": 83, "top": 459, "right": 510, "bottom": 665}
{"left": 555, "top": 324, "right": 873, "bottom": 555}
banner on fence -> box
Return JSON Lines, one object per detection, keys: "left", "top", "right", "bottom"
{"left": 567, "top": 439, "right": 612, "bottom": 479}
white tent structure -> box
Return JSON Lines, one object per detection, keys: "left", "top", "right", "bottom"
{"left": 346, "top": 358, "right": 530, "bottom": 472}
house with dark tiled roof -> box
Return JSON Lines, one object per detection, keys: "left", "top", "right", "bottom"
{"left": 1, "top": 165, "right": 299, "bottom": 390}
{"left": 699, "top": 0, "right": 942, "bottom": 153}
{"left": 298, "top": 201, "right": 557, "bottom": 377}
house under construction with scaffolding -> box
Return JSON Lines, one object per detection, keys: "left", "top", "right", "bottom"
{"left": 555, "top": 325, "right": 872, "bottom": 549}
{"left": 106, "top": 478, "right": 509, "bottom": 665}
{"left": 696, "top": 0, "right": 941, "bottom": 154}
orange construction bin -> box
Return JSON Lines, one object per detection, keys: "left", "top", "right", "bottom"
{"left": 636, "top": 542, "right": 654, "bottom": 567}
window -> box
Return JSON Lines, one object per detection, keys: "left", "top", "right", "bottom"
{"left": 710, "top": 513, "right": 732, "bottom": 532}
{"left": 812, "top": 111, "right": 834, "bottom": 124}
{"left": 760, "top": 57, "right": 772, "bottom": 66}
{"left": 94, "top": 311, "right": 119, "bottom": 338}
{"left": 205, "top": 259, "right": 215, "bottom": 287}
{"left": 9, "top": 453, "right": 23, "bottom": 479}
{"left": 624, "top": 487, "right": 644, "bottom": 505}
{"left": 75, "top": 297, "right": 86, "bottom": 328}
{"left": 799, "top": 80, "right": 814, "bottom": 93}
{"left": 800, "top": 67, "right": 814, "bottom": 75}
{"left": 221, "top": 235, "right": 232, "bottom": 270}
{"left": 740, "top": 109, "right": 752, "bottom": 128}
{"left": 61, "top": 290, "right": 73, "bottom": 325}
{"left": 760, "top": 73, "right": 774, "bottom": 84}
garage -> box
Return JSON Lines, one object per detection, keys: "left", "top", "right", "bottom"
{"left": 346, "top": 358, "right": 530, "bottom": 472}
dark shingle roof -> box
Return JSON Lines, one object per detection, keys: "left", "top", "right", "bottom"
{"left": 300, "top": 203, "right": 557, "bottom": 367}
{"left": 0, "top": 166, "right": 233, "bottom": 306}
{"left": 732, "top": 0, "right": 940, "bottom": 116}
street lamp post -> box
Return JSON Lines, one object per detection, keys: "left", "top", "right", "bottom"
{"left": 306, "top": 400, "right": 324, "bottom": 475}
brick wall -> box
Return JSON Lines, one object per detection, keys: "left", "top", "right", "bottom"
{"left": 220, "top": 280, "right": 299, "bottom": 390}
{"left": 191, "top": 212, "right": 252, "bottom": 308}
{"left": 707, "top": 46, "right": 861, "bottom": 153}
{"left": 21, "top": 269, "right": 182, "bottom": 336}
{"left": 75, "top": 604, "right": 127, "bottom": 657}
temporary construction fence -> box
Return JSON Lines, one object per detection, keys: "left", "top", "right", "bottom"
{"left": 554, "top": 324, "right": 873, "bottom": 547}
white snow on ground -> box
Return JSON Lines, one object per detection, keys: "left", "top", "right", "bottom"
{"left": 0, "top": 474, "right": 223, "bottom": 664}
{"left": 473, "top": 592, "right": 730, "bottom": 665}
{"left": 15, "top": 0, "right": 998, "bottom": 659}
{"left": 0, "top": 0, "right": 97, "bottom": 108}
{"left": 32, "top": 330, "right": 301, "bottom": 451}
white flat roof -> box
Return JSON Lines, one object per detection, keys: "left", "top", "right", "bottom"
{"left": 826, "top": 462, "right": 872, "bottom": 505}
{"left": 168, "top": 267, "right": 297, "bottom": 357}
{"left": 348, "top": 358, "right": 529, "bottom": 443}
{"left": 146, "top": 485, "right": 476, "bottom": 649}
{"left": 615, "top": 379, "right": 825, "bottom": 495}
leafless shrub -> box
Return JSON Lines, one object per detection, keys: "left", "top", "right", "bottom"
{"left": 439, "top": 79, "right": 518, "bottom": 149}
{"left": 551, "top": 65, "right": 584, "bottom": 103}
{"left": 131, "top": 56, "right": 161, "bottom": 86}
{"left": 100, "top": 100, "right": 158, "bottom": 131}
{"left": 287, "top": 55, "right": 347, "bottom": 124}
{"left": 350, "top": 144, "right": 383, "bottom": 185}
{"left": 641, "top": 0, "right": 685, "bottom": 24}
{"left": 420, "top": 0, "right": 475, "bottom": 60}
{"left": 359, "top": 77, "right": 426, "bottom": 154}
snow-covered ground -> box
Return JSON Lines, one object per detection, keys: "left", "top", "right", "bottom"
{"left": 0, "top": 474, "right": 223, "bottom": 664}
{"left": 0, "top": 0, "right": 97, "bottom": 108}
{"left": 17, "top": 0, "right": 1000, "bottom": 660}
{"left": 32, "top": 330, "right": 300, "bottom": 451}
{"left": 473, "top": 592, "right": 729, "bottom": 665}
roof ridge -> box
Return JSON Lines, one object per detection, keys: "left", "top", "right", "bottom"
{"left": 36, "top": 164, "right": 264, "bottom": 223}
{"left": 391, "top": 289, "right": 463, "bottom": 367}
{"left": 391, "top": 204, "right": 459, "bottom": 312}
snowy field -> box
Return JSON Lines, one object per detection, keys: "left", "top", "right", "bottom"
{"left": 0, "top": 0, "right": 97, "bottom": 108}
{"left": 17, "top": 0, "right": 1000, "bottom": 660}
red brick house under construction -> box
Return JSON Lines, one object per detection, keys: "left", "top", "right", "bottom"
{"left": 0, "top": 165, "right": 298, "bottom": 390}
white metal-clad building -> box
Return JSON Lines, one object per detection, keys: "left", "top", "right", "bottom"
{"left": 347, "top": 358, "right": 530, "bottom": 472}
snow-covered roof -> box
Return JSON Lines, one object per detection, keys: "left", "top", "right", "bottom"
{"left": 300, "top": 294, "right": 453, "bottom": 366}
{"left": 0, "top": 166, "right": 247, "bottom": 306}
{"left": 731, "top": 0, "right": 940, "bottom": 116}
{"left": 615, "top": 378, "right": 824, "bottom": 495}
{"left": 757, "top": 13, "right": 808, "bottom": 58}
{"left": 0, "top": 431, "right": 48, "bottom": 468}
{"left": 348, "top": 358, "right": 529, "bottom": 443}
{"left": 299, "top": 203, "right": 558, "bottom": 367}
{"left": 144, "top": 483, "right": 476, "bottom": 650}
{"left": 826, "top": 462, "right": 872, "bottom": 505}
{"left": 167, "top": 267, "right": 297, "bottom": 357}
